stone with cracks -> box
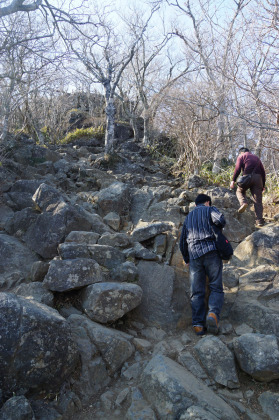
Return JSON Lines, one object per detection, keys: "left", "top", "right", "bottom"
{"left": 43, "top": 258, "right": 103, "bottom": 292}
{"left": 131, "top": 221, "right": 174, "bottom": 242}
{"left": 233, "top": 333, "right": 279, "bottom": 382}
{"left": 0, "top": 293, "right": 79, "bottom": 399}
{"left": 232, "top": 225, "right": 279, "bottom": 268}
{"left": 68, "top": 314, "right": 135, "bottom": 374}
{"left": 0, "top": 234, "right": 38, "bottom": 290}
{"left": 80, "top": 282, "right": 143, "bottom": 323}
{"left": 128, "top": 261, "right": 184, "bottom": 328}
{"left": 194, "top": 336, "right": 240, "bottom": 388}
{"left": 94, "top": 182, "right": 130, "bottom": 217}
{"left": 24, "top": 199, "right": 92, "bottom": 259}
{"left": 0, "top": 395, "right": 35, "bottom": 420}
{"left": 140, "top": 354, "right": 238, "bottom": 420}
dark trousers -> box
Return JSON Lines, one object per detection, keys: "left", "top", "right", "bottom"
{"left": 189, "top": 250, "right": 224, "bottom": 327}
{"left": 236, "top": 173, "right": 264, "bottom": 223}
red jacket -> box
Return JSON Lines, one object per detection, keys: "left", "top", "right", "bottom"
{"left": 232, "top": 152, "right": 265, "bottom": 186}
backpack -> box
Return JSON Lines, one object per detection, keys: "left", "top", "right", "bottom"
{"left": 211, "top": 224, "right": 233, "bottom": 261}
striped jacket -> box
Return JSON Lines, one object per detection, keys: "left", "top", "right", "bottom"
{"left": 179, "top": 204, "right": 226, "bottom": 263}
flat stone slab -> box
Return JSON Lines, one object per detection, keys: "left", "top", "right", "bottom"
{"left": 140, "top": 354, "right": 238, "bottom": 420}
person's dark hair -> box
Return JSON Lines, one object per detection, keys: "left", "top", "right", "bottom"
{"left": 239, "top": 147, "right": 249, "bottom": 154}
{"left": 195, "top": 194, "right": 212, "bottom": 206}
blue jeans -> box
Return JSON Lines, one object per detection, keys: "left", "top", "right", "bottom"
{"left": 189, "top": 250, "right": 224, "bottom": 326}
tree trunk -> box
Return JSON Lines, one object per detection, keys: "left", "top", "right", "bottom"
{"left": 105, "top": 98, "right": 116, "bottom": 154}
{"left": 130, "top": 116, "right": 140, "bottom": 142}
{"left": 212, "top": 110, "right": 225, "bottom": 173}
{"left": 1, "top": 78, "right": 15, "bottom": 141}
{"left": 142, "top": 110, "right": 150, "bottom": 145}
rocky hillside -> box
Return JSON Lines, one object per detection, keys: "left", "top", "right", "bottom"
{"left": 0, "top": 133, "right": 279, "bottom": 420}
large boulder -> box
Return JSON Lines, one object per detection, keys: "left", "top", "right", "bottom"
{"left": 68, "top": 314, "right": 135, "bottom": 374}
{"left": 4, "top": 179, "right": 43, "bottom": 211}
{"left": 131, "top": 221, "right": 174, "bottom": 243}
{"left": 232, "top": 224, "right": 279, "bottom": 268}
{"left": 140, "top": 354, "right": 238, "bottom": 420}
{"left": 80, "top": 282, "right": 143, "bottom": 323}
{"left": 0, "top": 234, "right": 38, "bottom": 291}
{"left": 43, "top": 258, "right": 103, "bottom": 292}
{"left": 93, "top": 182, "right": 130, "bottom": 218}
{"left": 128, "top": 261, "right": 188, "bottom": 328}
{"left": 194, "top": 336, "right": 239, "bottom": 388}
{"left": 0, "top": 293, "right": 79, "bottom": 399}
{"left": 233, "top": 333, "right": 279, "bottom": 382}
{"left": 24, "top": 202, "right": 92, "bottom": 259}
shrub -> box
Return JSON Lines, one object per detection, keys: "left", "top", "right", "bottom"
{"left": 59, "top": 126, "right": 105, "bottom": 144}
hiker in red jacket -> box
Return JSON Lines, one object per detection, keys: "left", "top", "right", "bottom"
{"left": 230, "top": 147, "right": 266, "bottom": 227}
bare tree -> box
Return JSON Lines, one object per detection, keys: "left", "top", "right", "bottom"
{"left": 169, "top": 0, "right": 250, "bottom": 172}
{"left": 67, "top": 5, "right": 158, "bottom": 153}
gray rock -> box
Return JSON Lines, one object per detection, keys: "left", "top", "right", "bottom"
{"left": 188, "top": 175, "right": 204, "bottom": 189}
{"left": 43, "top": 258, "right": 103, "bottom": 292}
{"left": 29, "top": 400, "right": 62, "bottom": 420}
{"left": 233, "top": 333, "right": 279, "bottom": 382}
{"left": 30, "top": 261, "right": 49, "bottom": 282}
{"left": 232, "top": 225, "right": 279, "bottom": 268}
{"left": 14, "top": 282, "right": 54, "bottom": 307}
{"left": 58, "top": 242, "right": 91, "bottom": 259}
{"left": 0, "top": 234, "right": 38, "bottom": 290}
{"left": 258, "top": 391, "right": 279, "bottom": 420}
{"left": 153, "top": 234, "right": 167, "bottom": 255}
{"left": 4, "top": 207, "right": 39, "bottom": 238}
{"left": 126, "top": 387, "right": 157, "bottom": 420}
{"left": 133, "top": 242, "right": 160, "bottom": 261}
{"left": 140, "top": 354, "right": 238, "bottom": 420}
{"left": 103, "top": 211, "right": 121, "bottom": 231}
{"left": 94, "top": 181, "right": 130, "bottom": 217}
{"left": 110, "top": 261, "right": 138, "bottom": 283}
{"left": 177, "top": 351, "right": 208, "bottom": 380}
{"left": 179, "top": 405, "right": 219, "bottom": 420}
{"left": 0, "top": 205, "right": 14, "bottom": 230}
{"left": 235, "top": 323, "right": 254, "bottom": 335}
{"left": 98, "top": 232, "right": 131, "bottom": 248}
{"left": 80, "top": 282, "right": 143, "bottom": 323}
{"left": 87, "top": 244, "right": 126, "bottom": 269}
{"left": 194, "top": 336, "right": 239, "bottom": 388}
{"left": 140, "top": 200, "right": 183, "bottom": 227}
{"left": 222, "top": 265, "right": 241, "bottom": 288}
{"left": 131, "top": 222, "right": 174, "bottom": 242}
{"left": 0, "top": 293, "right": 79, "bottom": 399}
{"left": 5, "top": 179, "right": 44, "bottom": 211}
{"left": 230, "top": 300, "right": 279, "bottom": 336}
{"left": 130, "top": 187, "right": 154, "bottom": 225}
{"left": 133, "top": 338, "right": 152, "bottom": 354}
{"left": 68, "top": 314, "right": 135, "bottom": 374}
{"left": 82, "top": 212, "right": 112, "bottom": 235}
{"left": 0, "top": 395, "right": 35, "bottom": 420}
{"left": 24, "top": 201, "right": 92, "bottom": 258}
{"left": 65, "top": 231, "right": 100, "bottom": 244}
{"left": 128, "top": 261, "right": 182, "bottom": 328}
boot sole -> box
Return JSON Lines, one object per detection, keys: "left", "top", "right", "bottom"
{"left": 237, "top": 203, "right": 248, "bottom": 214}
{"left": 206, "top": 318, "right": 219, "bottom": 335}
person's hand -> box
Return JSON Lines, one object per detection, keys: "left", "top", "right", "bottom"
{"left": 263, "top": 187, "right": 266, "bottom": 193}
{"left": 230, "top": 181, "right": 235, "bottom": 189}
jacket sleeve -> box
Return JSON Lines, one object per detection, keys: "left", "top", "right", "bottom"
{"left": 210, "top": 206, "right": 226, "bottom": 229}
{"left": 232, "top": 155, "right": 244, "bottom": 182}
{"left": 179, "top": 222, "right": 189, "bottom": 264}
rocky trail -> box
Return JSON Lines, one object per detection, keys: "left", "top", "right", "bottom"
{"left": 0, "top": 134, "right": 279, "bottom": 420}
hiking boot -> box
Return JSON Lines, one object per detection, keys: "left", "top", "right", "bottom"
{"left": 256, "top": 220, "right": 265, "bottom": 227}
{"left": 237, "top": 203, "right": 248, "bottom": 214}
{"left": 193, "top": 325, "right": 206, "bottom": 336}
{"left": 206, "top": 313, "right": 219, "bottom": 335}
